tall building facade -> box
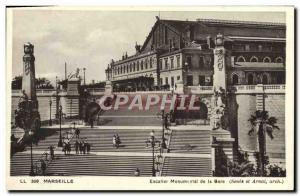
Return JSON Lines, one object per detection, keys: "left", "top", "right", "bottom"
{"left": 105, "top": 17, "right": 285, "bottom": 91}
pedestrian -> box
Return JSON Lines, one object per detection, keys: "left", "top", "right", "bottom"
{"left": 79, "top": 141, "right": 83, "bottom": 154}
{"left": 112, "top": 135, "right": 116, "bottom": 148}
{"left": 63, "top": 142, "right": 67, "bottom": 155}
{"left": 75, "top": 128, "right": 80, "bottom": 139}
{"left": 116, "top": 134, "right": 121, "bottom": 149}
{"left": 67, "top": 142, "right": 71, "bottom": 155}
{"left": 41, "top": 160, "right": 46, "bottom": 176}
{"left": 83, "top": 141, "right": 87, "bottom": 154}
{"left": 75, "top": 140, "right": 79, "bottom": 154}
{"left": 90, "top": 118, "right": 94, "bottom": 128}
{"left": 86, "top": 142, "right": 91, "bottom": 154}
{"left": 134, "top": 168, "right": 140, "bottom": 176}
{"left": 49, "top": 145, "right": 54, "bottom": 160}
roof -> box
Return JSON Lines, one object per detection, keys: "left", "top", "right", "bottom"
{"left": 227, "top": 36, "right": 286, "bottom": 42}
{"left": 196, "top": 18, "right": 285, "bottom": 28}
{"left": 233, "top": 62, "right": 285, "bottom": 70}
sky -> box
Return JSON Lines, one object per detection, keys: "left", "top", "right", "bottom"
{"left": 11, "top": 9, "right": 285, "bottom": 85}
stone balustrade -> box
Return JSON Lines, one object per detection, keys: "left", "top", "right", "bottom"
{"left": 231, "top": 84, "right": 285, "bottom": 94}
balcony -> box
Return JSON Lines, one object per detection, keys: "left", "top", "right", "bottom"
{"left": 187, "top": 86, "right": 213, "bottom": 94}
{"left": 230, "top": 84, "right": 285, "bottom": 94}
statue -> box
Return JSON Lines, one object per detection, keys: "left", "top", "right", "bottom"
{"left": 68, "top": 68, "right": 80, "bottom": 79}
{"left": 211, "top": 87, "right": 227, "bottom": 130}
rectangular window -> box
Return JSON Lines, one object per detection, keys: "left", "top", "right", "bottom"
{"left": 150, "top": 57, "right": 153, "bottom": 68}
{"left": 245, "top": 44, "right": 250, "bottom": 51}
{"left": 186, "top": 55, "right": 192, "bottom": 68}
{"left": 199, "top": 75, "right": 205, "bottom": 86}
{"left": 177, "top": 75, "right": 180, "bottom": 80}
{"left": 164, "top": 58, "right": 168, "bottom": 70}
{"left": 187, "top": 75, "right": 193, "bottom": 86}
{"left": 199, "top": 56, "right": 204, "bottom": 68}
{"left": 176, "top": 55, "right": 180, "bottom": 67}
{"left": 165, "top": 77, "right": 168, "bottom": 85}
{"left": 159, "top": 59, "right": 162, "bottom": 70}
{"left": 160, "top": 78, "right": 163, "bottom": 85}
{"left": 145, "top": 59, "right": 148, "bottom": 69}
{"left": 170, "top": 57, "right": 174, "bottom": 69}
{"left": 171, "top": 77, "right": 174, "bottom": 87}
{"left": 141, "top": 61, "right": 143, "bottom": 70}
{"left": 137, "top": 61, "right": 139, "bottom": 71}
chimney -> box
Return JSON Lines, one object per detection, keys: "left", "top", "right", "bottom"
{"left": 135, "top": 42, "right": 141, "bottom": 53}
{"left": 125, "top": 52, "right": 128, "bottom": 59}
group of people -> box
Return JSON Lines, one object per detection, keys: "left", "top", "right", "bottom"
{"left": 75, "top": 140, "right": 91, "bottom": 154}
{"left": 112, "top": 134, "right": 121, "bottom": 148}
{"left": 62, "top": 141, "right": 72, "bottom": 155}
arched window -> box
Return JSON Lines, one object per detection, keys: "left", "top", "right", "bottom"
{"left": 237, "top": 56, "right": 246, "bottom": 62}
{"left": 263, "top": 56, "right": 272, "bottom": 63}
{"left": 262, "top": 74, "right": 268, "bottom": 84}
{"left": 137, "top": 61, "right": 139, "bottom": 71}
{"left": 133, "top": 62, "right": 136, "bottom": 72}
{"left": 232, "top": 74, "right": 239, "bottom": 85}
{"left": 250, "top": 56, "right": 259, "bottom": 62}
{"left": 117, "top": 67, "right": 120, "bottom": 75}
{"left": 141, "top": 60, "right": 144, "bottom": 70}
{"left": 130, "top": 64, "right": 132, "bottom": 72}
{"left": 275, "top": 56, "right": 284, "bottom": 63}
{"left": 247, "top": 73, "right": 254, "bottom": 85}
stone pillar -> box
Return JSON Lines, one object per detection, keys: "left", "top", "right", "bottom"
{"left": 105, "top": 80, "right": 113, "bottom": 95}
{"left": 210, "top": 34, "right": 235, "bottom": 167}
{"left": 213, "top": 34, "right": 227, "bottom": 91}
{"left": 22, "top": 43, "right": 37, "bottom": 101}
{"left": 175, "top": 81, "right": 184, "bottom": 94}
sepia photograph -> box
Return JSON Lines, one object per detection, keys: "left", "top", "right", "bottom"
{"left": 5, "top": 6, "right": 294, "bottom": 191}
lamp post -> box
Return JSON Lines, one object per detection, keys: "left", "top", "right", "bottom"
{"left": 58, "top": 105, "right": 63, "bottom": 147}
{"left": 145, "top": 130, "right": 161, "bottom": 176}
{"left": 49, "top": 98, "right": 52, "bottom": 126}
{"left": 83, "top": 68, "right": 86, "bottom": 85}
{"left": 29, "top": 130, "right": 35, "bottom": 176}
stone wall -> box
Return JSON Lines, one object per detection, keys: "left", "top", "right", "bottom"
{"left": 231, "top": 92, "right": 285, "bottom": 166}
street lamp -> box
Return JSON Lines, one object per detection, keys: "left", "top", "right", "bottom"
{"left": 145, "top": 130, "right": 161, "bottom": 176}
{"left": 49, "top": 98, "right": 52, "bottom": 126}
{"left": 83, "top": 68, "right": 86, "bottom": 85}
{"left": 28, "top": 130, "right": 35, "bottom": 176}
{"left": 58, "top": 105, "right": 63, "bottom": 147}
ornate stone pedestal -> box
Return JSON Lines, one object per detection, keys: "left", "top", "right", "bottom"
{"left": 105, "top": 80, "right": 113, "bottom": 95}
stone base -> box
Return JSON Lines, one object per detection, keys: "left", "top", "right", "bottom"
{"left": 174, "top": 82, "right": 184, "bottom": 94}
{"left": 105, "top": 80, "right": 113, "bottom": 95}
{"left": 212, "top": 129, "right": 235, "bottom": 161}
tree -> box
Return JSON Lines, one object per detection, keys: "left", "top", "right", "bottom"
{"left": 35, "top": 77, "right": 54, "bottom": 89}
{"left": 248, "top": 110, "right": 279, "bottom": 176}
{"left": 11, "top": 76, "right": 54, "bottom": 89}
{"left": 11, "top": 75, "right": 22, "bottom": 89}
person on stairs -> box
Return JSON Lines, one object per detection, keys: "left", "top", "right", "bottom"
{"left": 112, "top": 135, "right": 116, "bottom": 148}
{"left": 75, "top": 140, "right": 79, "bottom": 154}
{"left": 49, "top": 145, "right": 54, "bottom": 160}
{"left": 86, "top": 142, "right": 91, "bottom": 154}
{"left": 75, "top": 128, "right": 80, "bottom": 139}
{"left": 116, "top": 134, "right": 121, "bottom": 149}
